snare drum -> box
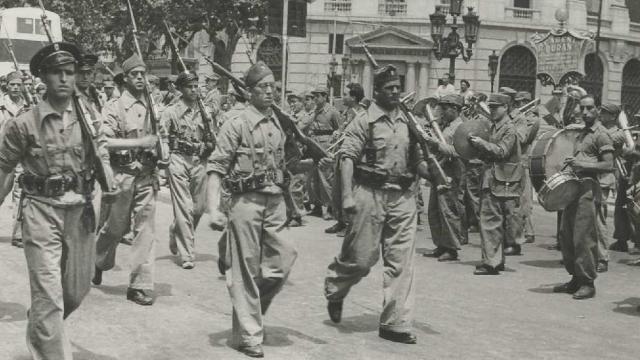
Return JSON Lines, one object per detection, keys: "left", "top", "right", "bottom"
{"left": 538, "top": 171, "right": 582, "bottom": 211}
{"left": 625, "top": 182, "right": 640, "bottom": 225}
{"left": 528, "top": 126, "right": 583, "bottom": 191}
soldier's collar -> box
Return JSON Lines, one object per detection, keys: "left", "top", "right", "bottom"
{"left": 245, "top": 104, "right": 279, "bottom": 129}
{"left": 367, "top": 102, "right": 406, "bottom": 124}
{"left": 120, "top": 89, "right": 147, "bottom": 110}
{"left": 37, "top": 99, "right": 73, "bottom": 127}
{"left": 492, "top": 115, "right": 509, "bottom": 131}
{"left": 175, "top": 99, "right": 198, "bottom": 116}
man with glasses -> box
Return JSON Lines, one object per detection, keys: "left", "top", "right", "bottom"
{"left": 468, "top": 93, "right": 524, "bottom": 275}
{"left": 206, "top": 62, "right": 308, "bottom": 358}
{"left": 552, "top": 95, "right": 614, "bottom": 299}
{"left": 93, "top": 55, "right": 169, "bottom": 306}
{"left": 422, "top": 94, "right": 467, "bottom": 261}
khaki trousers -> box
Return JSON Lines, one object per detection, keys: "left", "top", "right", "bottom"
{"left": 479, "top": 191, "right": 522, "bottom": 268}
{"left": 324, "top": 184, "right": 417, "bottom": 333}
{"left": 221, "top": 191, "right": 297, "bottom": 347}
{"left": 22, "top": 198, "right": 94, "bottom": 360}
{"left": 95, "top": 172, "right": 157, "bottom": 290}
{"left": 168, "top": 154, "right": 207, "bottom": 263}
{"left": 428, "top": 186, "right": 465, "bottom": 251}
{"left": 561, "top": 188, "right": 599, "bottom": 282}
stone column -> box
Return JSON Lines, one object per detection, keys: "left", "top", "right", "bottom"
{"left": 363, "top": 60, "right": 373, "bottom": 98}
{"left": 418, "top": 62, "right": 429, "bottom": 98}
{"left": 406, "top": 62, "right": 416, "bottom": 94}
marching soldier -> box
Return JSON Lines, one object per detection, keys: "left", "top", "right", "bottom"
{"left": 204, "top": 74, "right": 222, "bottom": 110}
{"left": 103, "top": 79, "right": 118, "bottom": 102}
{"left": 76, "top": 53, "right": 103, "bottom": 112}
{"left": 307, "top": 86, "right": 342, "bottom": 219}
{"left": 0, "top": 42, "right": 115, "bottom": 360}
{"left": 164, "top": 72, "right": 213, "bottom": 269}
{"left": 1, "top": 71, "right": 31, "bottom": 248}
{"left": 206, "top": 62, "right": 305, "bottom": 358}
{"left": 324, "top": 65, "right": 429, "bottom": 345}
{"left": 162, "top": 75, "right": 182, "bottom": 106}
{"left": 422, "top": 94, "right": 467, "bottom": 261}
{"left": 553, "top": 94, "right": 614, "bottom": 299}
{"left": 93, "top": 55, "right": 168, "bottom": 306}
{"left": 468, "top": 93, "right": 524, "bottom": 275}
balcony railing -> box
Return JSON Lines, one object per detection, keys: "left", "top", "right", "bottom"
{"left": 324, "top": 0, "right": 351, "bottom": 14}
{"left": 378, "top": 1, "right": 407, "bottom": 16}
{"left": 435, "top": 4, "right": 450, "bottom": 16}
{"left": 504, "top": 6, "right": 541, "bottom": 21}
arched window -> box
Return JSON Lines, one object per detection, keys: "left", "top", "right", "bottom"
{"left": 257, "top": 37, "right": 283, "bottom": 81}
{"left": 622, "top": 59, "right": 640, "bottom": 116}
{"left": 498, "top": 46, "right": 536, "bottom": 97}
{"left": 580, "top": 53, "right": 604, "bottom": 105}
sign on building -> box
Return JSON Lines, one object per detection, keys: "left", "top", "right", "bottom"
{"left": 532, "top": 27, "right": 593, "bottom": 87}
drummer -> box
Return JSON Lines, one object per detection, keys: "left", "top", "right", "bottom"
{"left": 422, "top": 94, "right": 467, "bottom": 261}
{"left": 468, "top": 93, "right": 524, "bottom": 275}
{"left": 553, "top": 94, "right": 614, "bottom": 299}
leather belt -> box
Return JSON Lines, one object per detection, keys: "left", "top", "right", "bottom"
{"left": 19, "top": 172, "right": 94, "bottom": 197}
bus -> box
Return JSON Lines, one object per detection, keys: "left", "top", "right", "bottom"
{"left": 0, "top": 7, "right": 63, "bottom": 76}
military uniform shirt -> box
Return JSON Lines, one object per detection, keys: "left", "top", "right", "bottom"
{"left": 161, "top": 100, "right": 212, "bottom": 143}
{"left": 575, "top": 122, "right": 614, "bottom": 180}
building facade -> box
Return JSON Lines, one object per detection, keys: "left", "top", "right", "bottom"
{"left": 226, "top": 0, "right": 640, "bottom": 114}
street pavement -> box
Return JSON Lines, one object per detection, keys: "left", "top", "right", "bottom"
{"left": 1, "top": 187, "right": 640, "bottom": 360}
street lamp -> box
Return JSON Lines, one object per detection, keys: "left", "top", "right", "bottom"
{"left": 488, "top": 50, "right": 499, "bottom": 93}
{"left": 244, "top": 17, "right": 260, "bottom": 61}
{"left": 341, "top": 55, "right": 350, "bottom": 97}
{"left": 329, "top": 57, "right": 338, "bottom": 104}
{"left": 430, "top": 5, "right": 480, "bottom": 82}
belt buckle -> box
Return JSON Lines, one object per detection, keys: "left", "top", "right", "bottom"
{"left": 45, "top": 175, "right": 65, "bottom": 197}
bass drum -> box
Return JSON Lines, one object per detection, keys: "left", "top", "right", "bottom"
{"left": 528, "top": 126, "right": 583, "bottom": 191}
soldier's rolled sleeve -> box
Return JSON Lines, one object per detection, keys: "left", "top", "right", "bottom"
{"left": 437, "top": 143, "right": 458, "bottom": 158}
{"left": 206, "top": 119, "right": 241, "bottom": 176}
{"left": 101, "top": 100, "right": 120, "bottom": 138}
{"left": 0, "top": 119, "right": 24, "bottom": 172}
{"left": 596, "top": 131, "right": 615, "bottom": 155}
{"left": 339, "top": 111, "right": 368, "bottom": 162}
{"left": 330, "top": 108, "right": 343, "bottom": 130}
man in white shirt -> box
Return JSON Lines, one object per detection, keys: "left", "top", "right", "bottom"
{"left": 434, "top": 73, "right": 456, "bottom": 98}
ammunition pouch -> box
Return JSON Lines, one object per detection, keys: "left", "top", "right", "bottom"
{"left": 109, "top": 150, "right": 157, "bottom": 167}
{"left": 354, "top": 165, "right": 414, "bottom": 190}
{"left": 169, "top": 139, "right": 203, "bottom": 156}
{"left": 224, "top": 169, "right": 286, "bottom": 194}
{"left": 19, "top": 172, "right": 95, "bottom": 197}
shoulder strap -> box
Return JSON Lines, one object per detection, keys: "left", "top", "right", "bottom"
{"left": 33, "top": 105, "right": 53, "bottom": 174}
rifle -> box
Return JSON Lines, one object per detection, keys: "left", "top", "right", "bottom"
{"left": 38, "top": 0, "right": 113, "bottom": 192}
{"left": 163, "top": 20, "right": 215, "bottom": 157}
{"left": 2, "top": 45, "right": 35, "bottom": 107}
{"left": 125, "top": 0, "right": 168, "bottom": 166}
{"left": 37, "top": 0, "right": 54, "bottom": 43}
{"left": 359, "top": 39, "right": 451, "bottom": 188}
{"left": 168, "top": 29, "right": 327, "bottom": 162}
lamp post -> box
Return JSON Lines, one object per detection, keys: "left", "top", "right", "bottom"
{"left": 429, "top": 0, "right": 480, "bottom": 82}
{"left": 329, "top": 57, "right": 338, "bottom": 105}
{"left": 488, "top": 50, "right": 499, "bottom": 93}
{"left": 341, "top": 55, "right": 350, "bottom": 99}
{"left": 245, "top": 18, "right": 260, "bottom": 62}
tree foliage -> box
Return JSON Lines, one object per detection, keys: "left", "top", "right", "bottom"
{"left": 0, "top": 0, "right": 270, "bottom": 69}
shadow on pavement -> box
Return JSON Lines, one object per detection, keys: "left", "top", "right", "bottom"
{"left": 208, "top": 325, "right": 327, "bottom": 349}
{"left": 322, "top": 313, "right": 440, "bottom": 335}
{"left": 0, "top": 301, "right": 27, "bottom": 322}
{"left": 520, "top": 260, "right": 564, "bottom": 269}
{"left": 528, "top": 284, "right": 562, "bottom": 294}
{"left": 612, "top": 297, "right": 640, "bottom": 317}
{"left": 93, "top": 282, "right": 173, "bottom": 297}
{"left": 72, "top": 342, "right": 118, "bottom": 360}
{"left": 617, "top": 258, "right": 640, "bottom": 266}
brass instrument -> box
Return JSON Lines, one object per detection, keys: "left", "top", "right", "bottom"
{"left": 617, "top": 109, "right": 635, "bottom": 179}
{"left": 517, "top": 98, "right": 541, "bottom": 116}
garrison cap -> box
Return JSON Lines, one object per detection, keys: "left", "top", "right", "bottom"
{"left": 122, "top": 55, "right": 146, "bottom": 73}
{"left": 205, "top": 73, "right": 220, "bottom": 82}
{"left": 78, "top": 53, "right": 98, "bottom": 70}
{"left": 245, "top": 61, "right": 273, "bottom": 88}
{"left": 103, "top": 80, "right": 115, "bottom": 88}
{"left": 147, "top": 74, "right": 160, "bottom": 84}
{"left": 498, "top": 86, "right": 517, "bottom": 98}
{"left": 287, "top": 92, "right": 302, "bottom": 100}
{"left": 175, "top": 72, "right": 198, "bottom": 87}
{"left": 6, "top": 71, "right": 23, "bottom": 83}
{"left": 515, "top": 91, "right": 532, "bottom": 101}
{"left": 600, "top": 103, "right": 621, "bottom": 115}
{"left": 311, "top": 86, "right": 329, "bottom": 95}
{"left": 374, "top": 64, "right": 400, "bottom": 89}
{"left": 30, "top": 42, "right": 81, "bottom": 77}
{"left": 487, "top": 93, "right": 511, "bottom": 106}
{"left": 438, "top": 94, "right": 464, "bottom": 108}
{"left": 0, "top": 75, "right": 6, "bottom": 82}
{"left": 303, "top": 91, "right": 314, "bottom": 99}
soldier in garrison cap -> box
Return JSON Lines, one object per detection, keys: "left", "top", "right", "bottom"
{"left": 306, "top": 85, "right": 342, "bottom": 223}
{"left": 147, "top": 74, "right": 164, "bottom": 105}
{"left": 0, "top": 41, "right": 116, "bottom": 360}
{"left": 206, "top": 61, "right": 315, "bottom": 358}
{"left": 93, "top": 54, "right": 170, "bottom": 306}
{"left": 163, "top": 72, "right": 215, "bottom": 269}
{"left": 422, "top": 94, "right": 468, "bottom": 261}
{"left": 103, "top": 79, "right": 117, "bottom": 102}
{"left": 76, "top": 53, "right": 103, "bottom": 113}
{"left": 204, "top": 73, "right": 222, "bottom": 111}
{"left": 468, "top": 93, "right": 524, "bottom": 275}
{"left": 509, "top": 91, "right": 541, "bottom": 253}
{"left": 162, "top": 74, "right": 182, "bottom": 106}
{"left": 324, "top": 64, "right": 431, "bottom": 345}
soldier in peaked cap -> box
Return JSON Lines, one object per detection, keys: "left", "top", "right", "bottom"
{"left": 206, "top": 61, "right": 317, "bottom": 358}
{"left": 76, "top": 53, "right": 103, "bottom": 113}
{"left": 0, "top": 41, "right": 116, "bottom": 360}
{"left": 422, "top": 94, "right": 468, "bottom": 261}
{"left": 163, "top": 72, "right": 214, "bottom": 269}
{"left": 324, "top": 64, "right": 431, "bottom": 345}
{"left": 468, "top": 93, "right": 524, "bottom": 275}
{"left": 93, "top": 54, "right": 169, "bottom": 306}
